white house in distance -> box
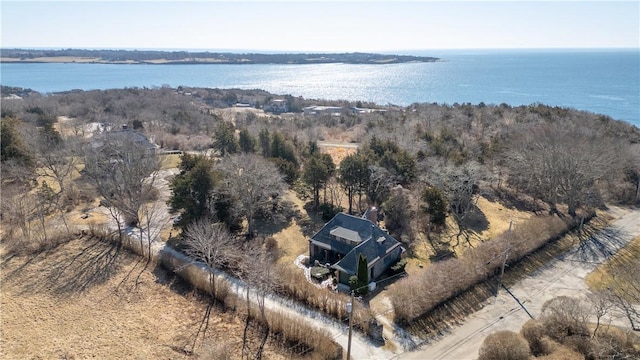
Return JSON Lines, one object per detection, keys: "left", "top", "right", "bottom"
{"left": 303, "top": 105, "right": 385, "bottom": 116}
{"left": 303, "top": 105, "right": 344, "bottom": 116}
{"left": 263, "top": 99, "right": 288, "bottom": 113}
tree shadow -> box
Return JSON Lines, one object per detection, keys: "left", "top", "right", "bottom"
{"left": 13, "top": 236, "right": 125, "bottom": 297}
{"left": 298, "top": 201, "right": 328, "bottom": 238}
{"left": 254, "top": 199, "right": 298, "bottom": 237}
{"left": 485, "top": 186, "right": 546, "bottom": 213}
{"left": 455, "top": 204, "right": 489, "bottom": 234}
{"left": 401, "top": 280, "right": 497, "bottom": 343}
{"left": 1, "top": 251, "right": 44, "bottom": 283}
{"left": 152, "top": 262, "right": 196, "bottom": 296}
{"left": 447, "top": 204, "right": 489, "bottom": 251}
{"left": 565, "top": 220, "right": 630, "bottom": 264}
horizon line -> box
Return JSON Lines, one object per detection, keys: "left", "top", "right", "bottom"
{"left": 2, "top": 46, "right": 639, "bottom": 54}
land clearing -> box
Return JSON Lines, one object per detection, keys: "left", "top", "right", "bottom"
{"left": 0, "top": 237, "right": 287, "bottom": 360}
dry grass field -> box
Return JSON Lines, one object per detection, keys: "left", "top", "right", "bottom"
{"left": 0, "top": 237, "right": 287, "bottom": 360}
{"left": 586, "top": 235, "right": 640, "bottom": 292}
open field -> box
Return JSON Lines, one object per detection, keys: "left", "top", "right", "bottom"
{"left": 0, "top": 237, "right": 287, "bottom": 360}
{"left": 586, "top": 234, "right": 640, "bottom": 293}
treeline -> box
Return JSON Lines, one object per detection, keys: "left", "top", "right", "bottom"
{"left": 3, "top": 86, "right": 639, "bottom": 237}
{"left": 1, "top": 48, "right": 438, "bottom": 64}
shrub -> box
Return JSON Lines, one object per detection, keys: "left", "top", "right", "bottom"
{"left": 538, "top": 342, "right": 584, "bottom": 360}
{"left": 540, "top": 296, "right": 590, "bottom": 342}
{"left": 349, "top": 275, "right": 359, "bottom": 292}
{"left": 158, "top": 244, "right": 340, "bottom": 359}
{"left": 267, "top": 309, "right": 341, "bottom": 360}
{"left": 390, "top": 258, "right": 408, "bottom": 274}
{"left": 521, "top": 319, "right": 548, "bottom": 356}
{"left": 389, "top": 214, "right": 573, "bottom": 324}
{"left": 275, "top": 266, "right": 375, "bottom": 335}
{"left": 478, "top": 331, "right": 531, "bottom": 360}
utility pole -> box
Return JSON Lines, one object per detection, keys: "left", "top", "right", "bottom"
{"left": 496, "top": 220, "right": 512, "bottom": 299}
{"left": 346, "top": 291, "right": 354, "bottom": 360}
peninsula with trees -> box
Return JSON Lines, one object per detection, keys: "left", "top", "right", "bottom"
{"left": 0, "top": 48, "right": 439, "bottom": 64}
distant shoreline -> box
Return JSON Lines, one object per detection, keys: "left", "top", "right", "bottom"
{"left": 0, "top": 49, "right": 439, "bottom": 65}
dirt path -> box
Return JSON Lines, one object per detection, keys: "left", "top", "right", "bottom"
{"left": 397, "top": 207, "right": 640, "bottom": 360}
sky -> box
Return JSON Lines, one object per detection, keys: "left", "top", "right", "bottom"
{"left": 1, "top": 1, "right": 639, "bottom": 52}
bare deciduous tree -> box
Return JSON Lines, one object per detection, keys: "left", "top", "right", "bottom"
{"left": 367, "top": 164, "right": 397, "bottom": 205}
{"left": 216, "top": 153, "right": 286, "bottom": 237}
{"left": 183, "top": 218, "right": 237, "bottom": 300}
{"left": 1, "top": 183, "right": 37, "bottom": 242}
{"left": 540, "top": 296, "right": 591, "bottom": 341}
{"left": 33, "top": 128, "right": 82, "bottom": 234}
{"left": 182, "top": 218, "right": 237, "bottom": 351}
{"left": 83, "top": 132, "right": 161, "bottom": 248}
{"left": 507, "top": 124, "right": 619, "bottom": 216}
{"left": 606, "top": 258, "right": 640, "bottom": 330}
{"left": 239, "top": 243, "right": 280, "bottom": 360}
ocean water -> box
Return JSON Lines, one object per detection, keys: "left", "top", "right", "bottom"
{"left": 1, "top": 49, "right": 638, "bottom": 127}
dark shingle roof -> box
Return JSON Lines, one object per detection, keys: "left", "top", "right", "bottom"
{"left": 310, "top": 213, "right": 402, "bottom": 276}
{"left": 91, "top": 129, "right": 157, "bottom": 151}
{"left": 332, "top": 227, "right": 401, "bottom": 276}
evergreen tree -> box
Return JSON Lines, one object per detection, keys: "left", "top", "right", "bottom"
{"left": 303, "top": 153, "right": 334, "bottom": 210}
{"left": 168, "top": 154, "right": 217, "bottom": 227}
{"left": 355, "top": 254, "right": 369, "bottom": 295}
{"left": 258, "top": 128, "right": 271, "bottom": 158}
{"left": 1, "top": 117, "right": 32, "bottom": 166}
{"left": 212, "top": 121, "right": 239, "bottom": 156}
{"left": 238, "top": 128, "right": 256, "bottom": 153}
{"left": 339, "top": 153, "right": 370, "bottom": 214}
{"left": 422, "top": 186, "right": 448, "bottom": 227}
{"left": 268, "top": 131, "right": 299, "bottom": 184}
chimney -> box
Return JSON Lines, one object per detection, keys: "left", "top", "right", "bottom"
{"left": 368, "top": 206, "right": 378, "bottom": 225}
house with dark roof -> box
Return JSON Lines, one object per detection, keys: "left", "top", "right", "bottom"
{"left": 308, "top": 212, "right": 405, "bottom": 286}
{"left": 90, "top": 127, "right": 158, "bottom": 152}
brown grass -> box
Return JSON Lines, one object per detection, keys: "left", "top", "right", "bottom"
{"left": 0, "top": 236, "right": 290, "bottom": 360}
{"left": 586, "top": 235, "right": 640, "bottom": 293}
{"left": 160, "top": 153, "right": 182, "bottom": 170}
{"left": 321, "top": 146, "right": 357, "bottom": 167}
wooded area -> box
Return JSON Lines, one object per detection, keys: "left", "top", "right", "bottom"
{"left": 2, "top": 84, "right": 639, "bottom": 356}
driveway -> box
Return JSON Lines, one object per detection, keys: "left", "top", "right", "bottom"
{"left": 397, "top": 207, "right": 640, "bottom": 360}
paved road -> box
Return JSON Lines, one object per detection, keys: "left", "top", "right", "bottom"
{"left": 318, "top": 141, "right": 360, "bottom": 149}
{"left": 397, "top": 207, "right": 640, "bottom": 360}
